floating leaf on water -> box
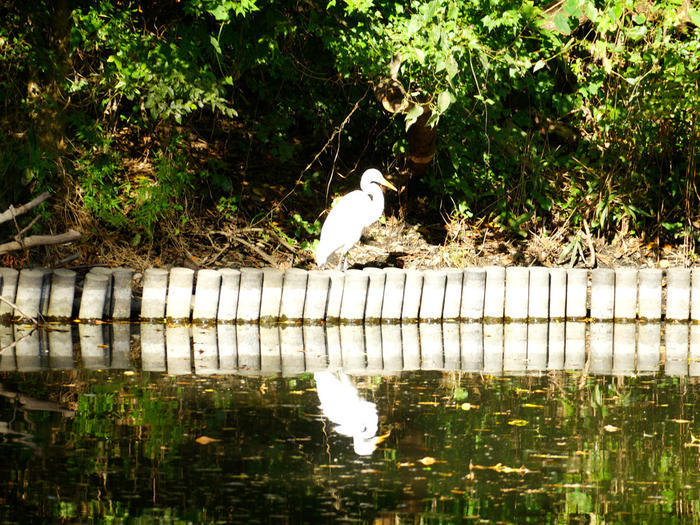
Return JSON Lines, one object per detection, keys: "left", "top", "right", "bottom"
{"left": 603, "top": 425, "right": 620, "bottom": 432}
{"left": 195, "top": 436, "right": 221, "bottom": 445}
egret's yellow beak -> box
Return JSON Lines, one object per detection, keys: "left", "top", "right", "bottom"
{"left": 381, "top": 177, "right": 398, "bottom": 192}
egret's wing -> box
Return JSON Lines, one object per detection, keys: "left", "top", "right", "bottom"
{"left": 317, "top": 191, "right": 371, "bottom": 262}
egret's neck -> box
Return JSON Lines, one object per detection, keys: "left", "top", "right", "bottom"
{"left": 364, "top": 183, "right": 385, "bottom": 225}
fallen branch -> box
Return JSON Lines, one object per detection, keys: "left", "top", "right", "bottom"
{"left": 232, "top": 235, "right": 277, "bottom": 265}
{"left": 0, "top": 229, "right": 81, "bottom": 255}
{"left": 0, "top": 191, "right": 52, "bottom": 225}
{"left": 582, "top": 219, "right": 596, "bottom": 268}
{"left": 212, "top": 229, "right": 277, "bottom": 265}
{"left": 13, "top": 214, "right": 41, "bottom": 240}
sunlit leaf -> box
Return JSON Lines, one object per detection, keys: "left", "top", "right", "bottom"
{"left": 208, "top": 5, "right": 230, "bottom": 21}
{"left": 508, "top": 419, "right": 529, "bottom": 426}
{"left": 210, "top": 35, "right": 222, "bottom": 55}
{"left": 690, "top": 9, "right": 700, "bottom": 26}
{"left": 405, "top": 104, "right": 424, "bottom": 131}
{"left": 418, "top": 456, "right": 437, "bottom": 466}
{"left": 603, "top": 424, "right": 620, "bottom": 432}
{"left": 437, "top": 90, "right": 451, "bottom": 113}
{"left": 563, "top": 0, "right": 582, "bottom": 19}
{"left": 553, "top": 13, "right": 571, "bottom": 35}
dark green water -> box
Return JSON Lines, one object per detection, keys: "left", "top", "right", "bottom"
{"left": 1, "top": 367, "right": 700, "bottom": 523}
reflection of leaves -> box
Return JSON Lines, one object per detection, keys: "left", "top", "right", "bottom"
{"left": 472, "top": 463, "right": 534, "bottom": 474}
{"left": 195, "top": 435, "right": 220, "bottom": 445}
{"left": 453, "top": 387, "right": 468, "bottom": 401}
{"left": 593, "top": 384, "right": 603, "bottom": 407}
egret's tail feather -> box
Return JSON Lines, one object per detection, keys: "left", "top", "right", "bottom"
{"left": 315, "top": 248, "right": 328, "bottom": 267}
{"left": 315, "top": 242, "right": 332, "bottom": 267}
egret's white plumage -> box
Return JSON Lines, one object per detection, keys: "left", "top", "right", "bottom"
{"left": 314, "top": 371, "right": 379, "bottom": 455}
{"left": 315, "top": 168, "right": 397, "bottom": 270}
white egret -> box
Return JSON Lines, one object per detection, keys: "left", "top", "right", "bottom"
{"left": 315, "top": 168, "right": 397, "bottom": 270}
{"left": 314, "top": 371, "right": 379, "bottom": 455}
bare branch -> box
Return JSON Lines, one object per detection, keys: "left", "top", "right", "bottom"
{"left": 0, "top": 191, "right": 52, "bottom": 225}
{"left": 0, "top": 229, "right": 81, "bottom": 255}
{"left": 13, "top": 215, "right": 41, "bottom": 241}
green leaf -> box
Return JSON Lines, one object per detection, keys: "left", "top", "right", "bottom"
{"left": 583, "top": 1, "right": 598, "bottom": 22}
{"left": 445, "top": 55, "right": 458, "bottom": 80}
{"left": 627, "top": 24, "right": 647, "bottom": 41}
{"left": 563, "top": 0, "right": 582, "bottom": 19}
{"left": 414, "top": 48, "right": 425, "bottom": 64}
{"left": 437, "top": 90, "right": 451, "bottom": 113}
{"left": 688, "top": 9, "right": 700, "bottom": 27}
{"left": 425, "top": 111, "right": 440, "bottom": 128}
{"left": 406, "top": 17, "right": 422, "bottom": 37}
{"left": 405, "top": 104, "right": 424, "bottom": 131}
{"left": 210, "top": 35, "right": 222, "bottom": 55}
{"left": 533, "top": 59, "right": 546, "bottom": 72}
{"left": 553, "top": 12, "right": 571, "bottom": 35}
{"left": 208, "top": 5, "right": 230, "bottom": 21}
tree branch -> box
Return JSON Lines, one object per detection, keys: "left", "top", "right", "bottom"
{"left": 0, "top": 191, "right": 52, "bottom": 225}
{"left": 0, "top": 229, "right": 81, "bottom": 254}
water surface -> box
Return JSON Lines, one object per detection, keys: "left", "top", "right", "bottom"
{"left": 0, "top": 323, "right": 699, "bottom": 523}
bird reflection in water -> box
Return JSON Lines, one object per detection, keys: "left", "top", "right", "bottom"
{"left": 314, "top": 371, "right": 379, "bottom": 455}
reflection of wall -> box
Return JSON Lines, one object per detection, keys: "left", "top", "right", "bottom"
{"left": 0, "top": 321, "right": 690, "bottom": 377}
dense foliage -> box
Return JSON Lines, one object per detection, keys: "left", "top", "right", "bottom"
{"left": 0, "top": 0, "right": 698, "bottom": 261}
